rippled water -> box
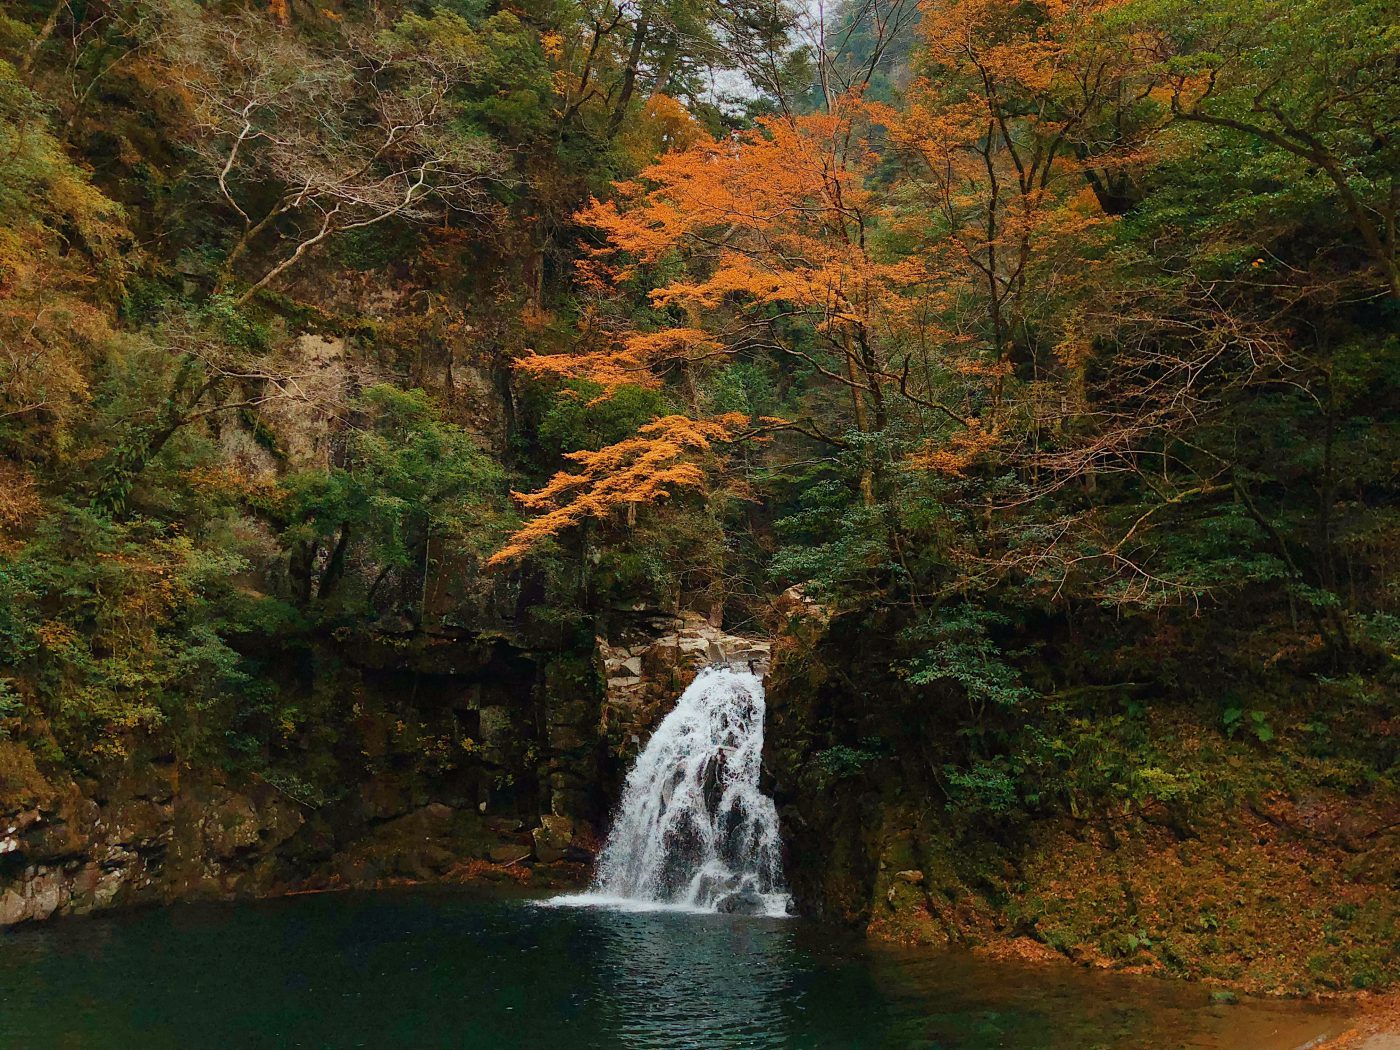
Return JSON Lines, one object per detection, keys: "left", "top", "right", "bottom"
{"left": 0, "top": 887, "right": 1352, "bottom": 1048}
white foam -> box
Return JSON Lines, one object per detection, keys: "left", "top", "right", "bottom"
{"left": 546, "top": 666, "right": 791, "bottom": 917}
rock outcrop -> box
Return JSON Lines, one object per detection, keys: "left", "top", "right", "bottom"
{"left": 0, "top": 760, "right": 307, "bottom": 926}
{"left": 0, "top": 624, "right": 603, "bottom": 927}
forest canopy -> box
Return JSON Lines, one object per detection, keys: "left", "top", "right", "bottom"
{"left": 0, "top": 0, "right": 1396, "bottom": 866}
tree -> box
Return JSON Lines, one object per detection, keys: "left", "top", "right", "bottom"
{"left": 280, "top": 385, "right": 506, "bottom": 611}
{"left": 1146, "top": 0, "right": 1400, "bottom": 300}
{"left": 490, "top": 412, "right": 749, "bottom": 565}
{"left": 562, "top": 102, "right": 966, "bottom": 502}
{"left": 888, "top": 0, "right": 1151, "bottom": 417}
{"left": 168, "top": 7, "right": 505, "bottom": 304}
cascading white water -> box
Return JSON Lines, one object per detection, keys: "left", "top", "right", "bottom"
{"left": 551, "top": 665, "right": 791, "bottom": 917}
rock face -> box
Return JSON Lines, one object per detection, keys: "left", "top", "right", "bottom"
{"left": 531, "top": 814, "right": 576, "bottom": 864}
{"left": 0, "top": 606, "right": 780, "bottom": 928}
{"left": 761, "top": 595, "right": 997, "bottom": 945}
{"left": 0, "top": 754, "right": 597, "bottom": 927}
{"left": 0, "top": 763, "right": 307, "bottom": 926}
{"left": 0, "top": 625, "right": 610, "bottom": 928}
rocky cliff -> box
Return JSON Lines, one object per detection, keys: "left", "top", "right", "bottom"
{"left": 0, "top": 608, "right": 770, "bottom": 926}
{"left": 762, "top": 600, "right": 1400, "bottom": 995}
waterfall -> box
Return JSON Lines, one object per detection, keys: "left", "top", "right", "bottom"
{"left": 551, "top": 665, "right": 791, "bottom": 917}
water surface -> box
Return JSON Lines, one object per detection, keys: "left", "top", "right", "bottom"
{"left": 0, "top": 887, "right": 1351, "bottom": 1049}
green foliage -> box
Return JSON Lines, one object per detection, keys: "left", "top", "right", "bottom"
{"left": 902, "top": 606, "right": 1036, "bottom": 714}
{"left": 1223, "top": 705, "right": 1275, "bottom": 744}
{"left": 199, "top": 295, "right": 272, "bottom": 352}
{"left": 770, "top": 478, "right": 890, "bottom": 595}
{"left": 0, "top": 504, "right": 270, "bottom": 766}
{"left": 702, "top": 361, "right": 778, "bottom": 417}
{"left": 813, "top": 738, "right": 885, "bottom": 785}
{"left": 536, "top": 382, "right": 670, "bottom": 455}
{"left": 943, "top": 759, "right": 1021, "bottom": 816}
{"left": 329, "top": 224, "right": 416, "bottom": 272}
{"left": 0, "top": 679, "right": 23, "bottom": 739}
{"left": 280, "top": 385, "right": 508, "bottom": 608}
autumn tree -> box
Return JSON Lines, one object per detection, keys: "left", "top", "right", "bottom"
{"left": 498, "top": 11, "right": 953, "bottom": 563}
{"left": 887, "top": 0, "right": 1157, "bottom": 421}
{"left": 489, "top": 412, "right": 750, "bottom": 565}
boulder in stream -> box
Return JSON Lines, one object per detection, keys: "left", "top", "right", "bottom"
{"left": 716, "top": 887, "right": 767, "bottom": 915}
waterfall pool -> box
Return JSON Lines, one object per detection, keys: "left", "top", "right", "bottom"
{"left": 0, "top": 885, "right": 1355, "bottom": 1048}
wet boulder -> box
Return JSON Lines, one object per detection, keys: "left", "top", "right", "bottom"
{"left": 531, "top": 814, "right": 575, "bottom": 864}
{"left": 716, "top": 887, "right": 766, "bottom": 915}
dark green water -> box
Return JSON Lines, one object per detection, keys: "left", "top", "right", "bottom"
{"left": 0, "top": 886, "right": 1351, "bottom": 1049}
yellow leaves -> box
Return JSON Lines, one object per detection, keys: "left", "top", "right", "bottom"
{"left": 0, "top": 230, "right": 110, "bottom": 450}
{"left": 36, "top": 621, "right": 82, "bottom": 654}
{"left": 614, "top": 94, "right": 706, "bottom": 172}
{"left": 488, "top": 413, "right": 750, "bottom": 566}
{"left": 907, "top": 419, "right": 1001, "bottom": 476}
{"left": 1, "top": 68, "right": 128, "bottom": 456}
{"left": 1055, "top": 317, "right": 1095, "bottom": 372}
{"left": 181, "top": 465, "right": 283, "bottom": 506}
{"left": 0, "top": 462, "right": 40, "bottom": 534}
{"left": 38, "top": 170, "right": 127, "bottom": 266}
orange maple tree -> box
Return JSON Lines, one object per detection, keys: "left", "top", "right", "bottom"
{"left": 888, "top": 0, "right": 1151, "bottom": 410}
{"left": 494, "top": 3, "right": 1169, "bottom": 565}
{"left": 488, "top": 412, "right": 752, "bottom": 566}
{"left": 517, "top": 100, "right": 971, "bottom": 504}
{"left": 571, "top": 103, "right": 932, "bottom": 432}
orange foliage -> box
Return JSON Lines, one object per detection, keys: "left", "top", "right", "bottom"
{"left": 899, "top": 0, "right": 1155, "bottom": 230}
{"left": 875, "top": 0, "right": 1155, "bottom": 443}
{"left": 577, "top": 104, "right": 923, "bottom": 338}
{"left": 489, "top": 413, "right": 750, "bottom": 565}
{"left": 565, "top": 101, "right": 943, "bottom": 449}
{"left": 515, "top": 327, "right": 721, "bottom": 397}
{"left": 907, "top": 420, "right": 1001, "bottom": 476}
{"left": 500, "top": 1, "right": 1167, "bottom": 548}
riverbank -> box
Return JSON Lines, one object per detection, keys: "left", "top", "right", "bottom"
{"left": 765, "top": 606, "right": 1400, "bottom": 1001}
{"left": 779, "top": 771, "right": 1399, "bottom": 1000}
{"left": 1320, "top": 993, "right": 1400, "bottom": 1048}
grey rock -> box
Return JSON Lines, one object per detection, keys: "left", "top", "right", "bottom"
{"left": 716, "top": 888, "right": 767, "bottom": 915}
